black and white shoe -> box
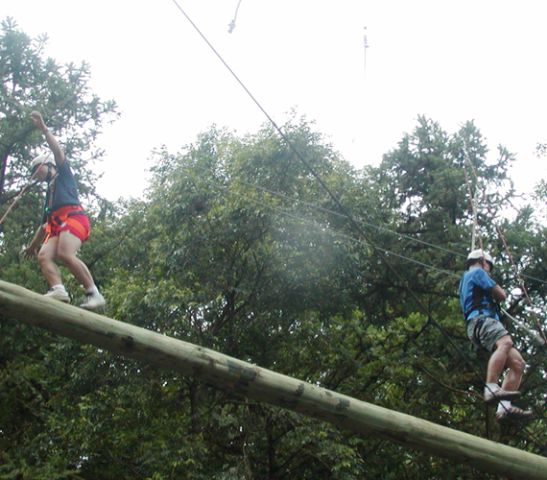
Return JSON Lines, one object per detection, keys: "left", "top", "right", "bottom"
{"left": 80, "top": 291, "right": 106, "bottom": 310}
{"left": 496, "top": 406, "right": 534, "bottom": 423}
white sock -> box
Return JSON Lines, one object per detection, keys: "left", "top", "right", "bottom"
{"left": 497, "top": 400, "right": 511, "bottom": 413}
{"left": 52, "top": 284, "right": 67, "bottom": 291}
{"left": 86, "top": 285, "right": 99, "bottom": 295}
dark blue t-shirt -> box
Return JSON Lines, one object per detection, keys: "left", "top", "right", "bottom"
{"left": 43, "top": 160, "right": 80, "bottom": 219}
{"left": 459, "top": 266, "right": 498, "bottom": 322}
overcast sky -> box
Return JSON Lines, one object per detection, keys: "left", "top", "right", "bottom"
{"left": 4, "top": 0, "right": 547, "bottom": 201}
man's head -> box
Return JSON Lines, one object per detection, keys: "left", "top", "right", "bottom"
{"left": 466, "top": 249, "right": 494, "bottom": 272}
{"left": 30, "top": 153, "right": 56, "bottom": 181}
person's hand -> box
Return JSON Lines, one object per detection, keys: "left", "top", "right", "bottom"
{"left": 21, "top": 244, "right": 38, "bottom": 260}
{"left": 30, "top": 111, "right": 47, "bottom": 131}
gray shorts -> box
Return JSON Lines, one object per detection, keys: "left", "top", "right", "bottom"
{"left": 467, "top": 316, "right": 508, "bottom": 352}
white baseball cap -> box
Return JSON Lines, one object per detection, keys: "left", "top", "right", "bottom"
{"left": 467, "top": 249, "right": 494, "bottom": 265}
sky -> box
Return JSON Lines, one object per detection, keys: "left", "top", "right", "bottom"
{"left": 3, "top": 0, "right": 547, "bottom": 201}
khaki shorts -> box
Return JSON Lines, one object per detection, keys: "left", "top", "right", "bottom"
{"left": 467, "top": 316, "right": 508, "bottom": 352}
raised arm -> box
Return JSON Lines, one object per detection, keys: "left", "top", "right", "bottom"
{"left": 30, "top": 111, "right": 65, "bottom": 166}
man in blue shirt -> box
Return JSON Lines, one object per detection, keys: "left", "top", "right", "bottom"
{"left": 459, "top": 249, "right": 532, "bottom": 422}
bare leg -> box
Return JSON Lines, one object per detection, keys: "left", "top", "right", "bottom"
{"left": 501, "top": 347, "right": 525, "bottom": 392}
{"left": 486, "top": 335, "right": 513, "bottom": 384}
{"left": 495, "top": 347, "right": 531, "bottom": 421}
{"left": 56, "top": 230, "right": 94, "bottom": 290}
{"left": 37, "top": 237, "right": 63, "bottom": 287}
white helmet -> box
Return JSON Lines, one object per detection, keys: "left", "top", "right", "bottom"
{"left": 467, "top": 249, "right": 493, "bottom": 265}
{"left": 30, "top": 152, "right": 55, "bottom": 172}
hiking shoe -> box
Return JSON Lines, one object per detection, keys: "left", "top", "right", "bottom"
{"left": 496, "top": 406, "right": 534, "bottom": 423}
{"left": 484, "top": 388, "right": 521, "bottom": 404}
{"left": 80, "top": 292, "right": 106, "bottom": 311}
{"left": 44, "top": 288, "right": 70, "bottom": 303}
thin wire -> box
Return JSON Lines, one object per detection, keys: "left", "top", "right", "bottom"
{"left": 235, "top": 173, "right": 545, "bottom": 283}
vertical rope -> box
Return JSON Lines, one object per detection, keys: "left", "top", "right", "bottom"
{"left": 462, "top": 150, "right": 483, "bottom": 251}
{"left": 495, "top": 224, "right": 547, "bottom": 345}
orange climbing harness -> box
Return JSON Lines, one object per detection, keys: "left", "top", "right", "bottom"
{"left": 43, "top": 204, "right": 90, "bottom": 243}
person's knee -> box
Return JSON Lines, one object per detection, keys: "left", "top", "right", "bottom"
{"left": 56, "top": 249, "right": 77, "bottom": 266}
{"left": 495, "top": 335, "right": 513, "bottom": 353}
{"left": 37, "top": 249, "right": 52, "bottom": 267}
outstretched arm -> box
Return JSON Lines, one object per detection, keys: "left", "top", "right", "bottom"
{"left": 30, "top": 111, "right": 65, "bottom": 166}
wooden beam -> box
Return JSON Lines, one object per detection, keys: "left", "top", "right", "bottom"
{"left": 1, "top": 279, "right": 545, "bottom": 480}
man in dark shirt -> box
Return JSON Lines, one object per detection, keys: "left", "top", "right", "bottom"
{"left": 459, "top": 249, "right": 532, "bottom": 422}
{"left": 23, "top": 111, "right": 105, "bottom": 310}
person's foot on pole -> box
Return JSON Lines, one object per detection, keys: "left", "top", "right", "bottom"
{"left": 80, "top": 285, "right": 106, "bottom": 311}
{"left": 44, "top": 284, "right": 70, "bottom": 303}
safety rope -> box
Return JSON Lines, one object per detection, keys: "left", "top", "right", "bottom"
{"left": 0, "top": 169, "right": 40, "bottom": 227}
{"left": 462, "top": 148, "right": 484, "bottom": 252}
{"left": 0, "top": 160, "right": 58, "bottom": 229}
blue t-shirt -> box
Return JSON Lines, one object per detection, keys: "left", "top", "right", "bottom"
{"left": 459, "top": 266, "right": 499, "bottom": 322}
{"left": 43, "top": 160, "right": 80, "bottom": 219}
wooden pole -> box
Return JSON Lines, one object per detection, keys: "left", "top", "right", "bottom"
{"left": 0, "top": 280, "right": 545, "bottom": 480}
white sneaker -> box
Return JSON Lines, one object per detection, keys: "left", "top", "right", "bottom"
{"left": 484, "top": 387, "right": 521, "bottom": 404}
{"left": 80, "top": 291, "right": 106, "bottom": 310}
{"left": 44, "top": 288, "right": 70, "bottom": 303}
{"left": 496, "top": 406, "right": 534, "bottom": 423}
